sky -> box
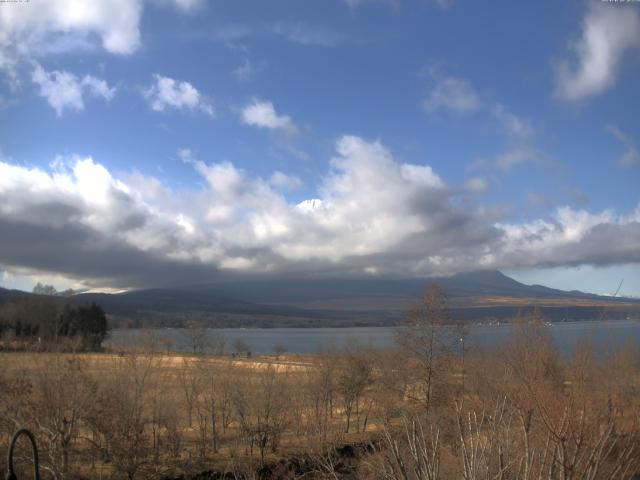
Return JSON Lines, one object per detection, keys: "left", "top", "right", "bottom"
{"left": 0, "top": 0, "right": 639, "bottom": 296}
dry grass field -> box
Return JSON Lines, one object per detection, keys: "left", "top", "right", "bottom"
{"left": 3, "top": 301, "right": 640, "bottom": 479}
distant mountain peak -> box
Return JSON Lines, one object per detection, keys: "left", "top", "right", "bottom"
{"left": 445, "top": 269, "right": 523, "bottom": 286}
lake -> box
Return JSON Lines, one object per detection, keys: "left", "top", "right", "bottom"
{"left": 106, "top": 319, "right": 640, "bottom": 356}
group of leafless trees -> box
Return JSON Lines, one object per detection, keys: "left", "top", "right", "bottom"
{"left": 1, "top": 285, "right": 640, "bottom": 479}
{"left": 376, "top": 287, "right": 640, "bottom": 480}
{"left": 0, "top": 347, "right": 377, "bottom": 479}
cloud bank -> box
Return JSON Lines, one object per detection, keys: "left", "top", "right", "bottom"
{"left": 0, "top": 136, "right": 638, "bottom": 289}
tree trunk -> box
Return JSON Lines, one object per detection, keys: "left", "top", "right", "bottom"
{"left": 211, "top": 402, "right": 218, "bottom": 453}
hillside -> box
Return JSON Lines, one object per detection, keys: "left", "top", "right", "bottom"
{"left": 2, "top": 271, "right": 638, "bottom": 327}
{"left": 70, "top": 271, "right": 640, "bottom": 326}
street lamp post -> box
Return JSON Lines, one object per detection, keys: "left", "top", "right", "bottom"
{"left": 459, "top": 337, "right": 465, "bottom": 400}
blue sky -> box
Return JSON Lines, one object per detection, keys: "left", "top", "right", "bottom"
{"left": 0, "top": 0, "right": 639, "bottom": 295}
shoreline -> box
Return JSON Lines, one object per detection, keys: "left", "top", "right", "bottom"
{"left": 109, "top": 316, "right": 639, "bottom": 331}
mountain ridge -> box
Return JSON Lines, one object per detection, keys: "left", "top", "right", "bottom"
{"left": 1, "top": 270, "right": 638, "bottom": 327}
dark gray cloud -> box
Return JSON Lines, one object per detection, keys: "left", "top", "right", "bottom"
{"left": 0, "top": 217, "right": 222, "bottom": 288}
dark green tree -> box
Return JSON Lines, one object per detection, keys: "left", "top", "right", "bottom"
{"left": 58, "top": 302, "right": 108, "bottom": 350}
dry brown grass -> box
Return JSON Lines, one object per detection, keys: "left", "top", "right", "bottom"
{"left": 2, "top": 321, "right": 640, "bottom": 480}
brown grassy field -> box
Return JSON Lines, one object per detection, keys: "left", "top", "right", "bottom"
{"left": 2, "top": 307, "right": 640, "bottom": 479}
{"left": 467, "top": 295, "right": 640, "bottom": 308}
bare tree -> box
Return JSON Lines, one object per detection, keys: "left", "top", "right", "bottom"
{"left": 177, "top": 357, "right": 201, "bottom": 427}
{"left": 85, "top": 353, "right": 159, "bottom": 480}
{"left": 184, "top": 322, "right": 225, "bottom": 355}
{"left": 371, "top": 348, "right": 410, "bottom": 425}
{"left": 380, "top": 417, "right": 441, "bottom": 480}
{"left": 337, "top": 345, "right": 373, "bottom": 433}
{"left": 195, "top": 358, "right": 226, "bottom": 454}
{"left": 231, "top": 365, "right": 291, "bottom": 465}
{"left": 396, "top": 284, "right": 450, "bottom": 412}
{"left": 26, "top": 356, "right": 96, "bottom": 479}
{"left": 273, "top": 343, "right": 287, "bottom": 359}
{"left": 234, "top": 337, "right": 250, "bottom": 357}
{"left": 184, "top": 320, "right": 209, "bottom": 355}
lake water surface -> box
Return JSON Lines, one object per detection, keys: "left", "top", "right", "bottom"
{"left": 106, "top": 319, "right": 640, "bottom": 356}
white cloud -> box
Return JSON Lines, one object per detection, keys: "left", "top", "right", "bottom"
{"left": 296, "top": 199, "right": 323, "bottom": 214}
{"left": 343, "top": 0, "right": 397, "bottom": 9}
{"left": 167, "top": 0, "right": 204, "bottom": 12}
{"left": 423, "top": 74, "right": 481, "bottom": 114}
{"left": 0, "top": 137, "right": 637, "bottom": 288}
{"left": 493, "top": 147, "right": 540, "bottom": 171}
{"left": 344, "top": 0, "right": 450, "bottom": 8}
{"left": 469, "top": 146, "right": 544, "bottom": 173}
{"left": 343, "top": 0, "right": 447, "bottom": 10}
{"left": 81, "top": 75, "right": 117, "bottom": 100}
{"left": 498, "top": 205, "right": 640, "bottom": 268}
{"left": 32, "top": 66, "right": 83, "bottom": 115}
{"left": 606, "top": 125, "right": 639, "bottom": 168}
{"left": 0, "top": 0, "right": 204, "bottom": 79}
{"left": 230, "top": 50, "right": 266, "bottom": 83}
{"left": 491, "top": 104, "right": 534, "bottom": 139}
{"left": 144, "top": 74, "right": 214, "bottom": 116}
{"left": 554, "top": 3, "right": 640, "bottom": 102}
{"left": 399, "top": 164, "right": 444, "bottom": 188}
{"left": 423, "top": 72, "right": 533, "bottom": 144}
{"left": 233, "top": 58, "right": 254, "bottom": 82}
{"left": 31, "top": 64, "right": 116, "bottom": 116}
{"left": 241, "top": 99, "right": 296, "bottom": 133}
{"left": 0, "top": 155, "right": 128, "bottom": 223}
{"left": 464, "top": 177, "right": 489, "bottom": 193}
{"left": 0, "top": 0, "right": 143, "bottom": 77}
{"left": 177, "top": 148, "right": 195, "bottom": 164}
{"left": 270, "top": 171, "right": 303, "bottom": 191}
{"left": 272, "top": 22, "right": 345, "bottom": 47}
